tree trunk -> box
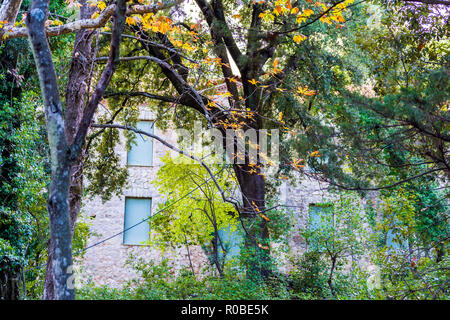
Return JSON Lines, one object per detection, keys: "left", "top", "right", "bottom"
{"left": 44, "top": 160, "right": 75, "bottom": 300}
{"left": 234, "top": 164, "right": 271, "bottom": 279}
{"left": 0, "top": 262, "right": 20, "bottom": 300}
{"left": 42, "top": 1, "right": 95, "bottom": 299}
{"left": 26, "top": 0, "right": 75, "bottom": 300}
{"left": 27, "top": 0, "right": 126, "bottom": 300}
{"left": 64, "top": 1, "right": 95, "bottom": 235}
{"left": 328, "top": 256, "right": 337, "bottom": 297}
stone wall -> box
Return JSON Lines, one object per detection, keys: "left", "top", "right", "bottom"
{"left": 78, "top": 107, "right": 335, "bottom": 287}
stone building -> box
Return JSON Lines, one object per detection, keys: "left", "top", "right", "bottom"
{"left": 78, "top": 104, "right": 347, "bottom": 288}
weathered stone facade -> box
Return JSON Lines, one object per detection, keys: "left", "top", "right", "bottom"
{"left": 78, "top": 106, "right": 335, "bottom": 287}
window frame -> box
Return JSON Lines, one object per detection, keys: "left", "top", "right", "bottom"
{"left": 122, "top": 197, "right": 152, "bottom": 246}
{"left": 307, "top": 202, "right": 334, "bottom": 251}
{"left": 126, "top": 120, "right": 154, "bottom": 167}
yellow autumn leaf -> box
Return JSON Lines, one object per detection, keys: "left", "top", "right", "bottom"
{"left": 293, "top": 34, "right": 307, "bottom": 44}
{"left": 97, "top": 1, "right": 107, "bottom": 10}
{"left": 248, "top": 78, "right": 259, "bottom": 85}
{"left": 273, "top": 6, "right": 283, "bottom": 16}
{"left": 296, "top": 85, "right": 316, "bottom": 96}
{"left": 259, "top": 11, "right": 275, "bottom": 22}
{"left": 286, "top": 0, "right": 293, "bottom": 10}
{"left": 126, "top": 16, "right": 137, "bottom": 26}
{"left": 291, "top": 7, "right": 299, "bottom": 15}
{"left": 158, "top": 22, "right": 170, "bottom": 33}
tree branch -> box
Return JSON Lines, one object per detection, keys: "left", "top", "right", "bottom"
{"left": 1, "top": 0, "right": 184, "bottom": 41}
{"left": 71, "top": 0, "right": 127, "bottom": 158}
{"left": 90, "top": 123, "right": 240, "bottom": 209}
{"left": 98, "top": 53, "right": 214, "bottom": 127}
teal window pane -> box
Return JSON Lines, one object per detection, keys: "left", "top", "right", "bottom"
{"left": 309, "top": 204, "right": 333, "bottom": 232}
{"left": 127, "top": 121, "right": 153, "bottom": 166}
{"left": 386, "top": 228, "right": 409, "bottom": 253}
{"left": 217, "top": 225, "right": 244, "bottom": 262}
{"left": 308, "top": 204, "right": 333, "bottom": 251}
{"left": 123, "top": 198, "right": 151, "bottom": 245}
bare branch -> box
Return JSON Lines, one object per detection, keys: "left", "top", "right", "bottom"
{"left": 1, "top": 0, "right": 184, "bottom": 41}
{"left": 71, "top": 0, "right": 127, "bottom": 158}
{"left": 96, "top": 54, "right": 214, "bottom": 127}
{"left": 0, "top": 0, "right": 23, "bottom": 24}
{"left": 91, "top": 123, "right": 240, "bottom": 209}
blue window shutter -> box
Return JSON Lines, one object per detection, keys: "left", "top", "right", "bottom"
{"left": 127, "top": 121, "right": 153, "bottom": 166}
{"left": 309, "top": 204, "right": 333, "bottom": 232}
{"left": 386, "top": 228, "right": 409, "bottom": 253}
{"left": 308, "top": 204, "right": 333, "bottom": 251}
{"left": 308, "top": 205, "right": 322, "bottom": 232}
{"left": 123, "top": 198, "right": 151, "bottom": 245}
{"left": 217, "top": 225, "right": 244, "bottom": 261}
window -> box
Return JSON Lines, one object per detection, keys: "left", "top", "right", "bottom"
{"left": 308, "top": 203, "right": 333, "bottom": 232}
{"left": 307, "top": 203, "right": 333, "bottom": 251}
{"left": 123, "top": 197, "right": 151, "bottom": 245}
{"left": 127, "top": 121, "right": 153, "bottom": 166}
{"left": 386, "top": 226, "right": 409, "bottom": 253}
{"left": 217, "top": 225, "right": 244, "bottom": 262}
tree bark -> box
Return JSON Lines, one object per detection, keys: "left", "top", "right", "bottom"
{"left": 234, "top": 164, "right": 271, "bottom": 279}
{"left": 42, "top": 1, "right": 96, "bottom": 300}
{"left": 328, "top": 256, "right": 337, "bottom": 297}
{"left": 27, "top": 0, "right": 127, "bottom": 299}
{"left": 26, "top": 0, "right": 75, "bottom": 300}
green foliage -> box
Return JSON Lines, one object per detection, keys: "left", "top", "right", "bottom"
{"left": 369, "top": 253, "right": 449, "bottom": 300}
{"left": 84, "top": 127, "right": 129, "bottom": 203}
{"left": 298, "top": 192, "right": 369, "bottom": 298}
{"left": 78, "top": 256, "right": 291, "bottom": 300}
{"left": 288, "top": 251, "right": 331, "bottom": 299}
{"left": 151, "top": 153, "right": 238, "bottom": 249}
{"left": 0, "top": 35, "right": 50, "bottom": 299}
{"left": 303, "top": 192, "right": 367, "bottom": 257}
{"left": 361, "top": 182, "right": 449, "bottom": 300}
{"left": 324, "top": 0, "right": 450, "bottom": 190}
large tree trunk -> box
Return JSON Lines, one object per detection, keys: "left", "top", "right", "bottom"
{"left": 234, "top": 164, "right": 271, "bottom": 279}
{"left": 28, "top": 0, "right": 126, "bottom": 299}
{"left": 64, "top": 2, "right": 96, "bottom": 234}
{"left": 45, "top": 163, "right": 75, "bottom": 300}
{"left": 42, "top": 1, "right": 95, "bottom": 299}
{"left": 26, "top": 0, "right": 76, "bottom": 300}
